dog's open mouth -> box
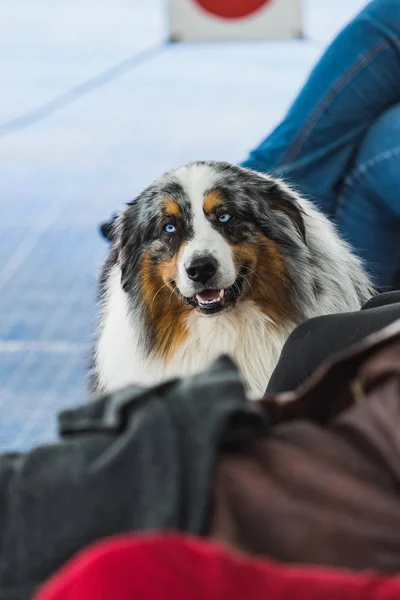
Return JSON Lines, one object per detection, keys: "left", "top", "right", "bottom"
{"left": 183, "top": 272, "right": 245, "bottom": 315}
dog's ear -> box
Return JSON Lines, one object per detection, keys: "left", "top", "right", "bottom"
{"left": 267, "top": 179, "right": 307, "bottom": 245}
{"left": 118, "top": 204, "right": 142, "bottom": 293}
{"left": 100, "top": 213, "right": 119, "bottom": 242}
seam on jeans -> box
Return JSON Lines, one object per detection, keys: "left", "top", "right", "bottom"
{"left": 279, "top": 38, "right": 390, "bottom": 165}
{"left": 336, "top": 145, "right": 400, "bottom": 218}
{"left": 344, "top": 144, "right": 400, "bottom": 187}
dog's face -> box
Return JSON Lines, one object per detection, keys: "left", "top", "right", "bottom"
{"left": 114, "top": 161, "right": 307, "bottom": 321}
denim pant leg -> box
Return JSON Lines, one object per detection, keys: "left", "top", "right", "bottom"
{"left": 241, "top": 0, "right": 400, "bottom": 217}
{"left": 336, "top": 103, "right": 400, "bottom": 290}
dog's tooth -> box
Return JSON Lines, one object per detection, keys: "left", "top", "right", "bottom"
{"left": 219, "top": 289, "right": 225, "bottom": 299}
{"left": 195, "top": 294, "right": 222, "bottom": 306}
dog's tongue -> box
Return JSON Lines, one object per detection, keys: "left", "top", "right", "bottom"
{"left": 198, "top": 289, "right": 221, "bottom": 302}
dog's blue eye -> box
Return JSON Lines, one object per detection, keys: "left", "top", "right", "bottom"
{"left": 164, "top": 223, "right": 176, "bottom": 234}
{"left": 218, "top": 213, "right": 231, "bottom": 223}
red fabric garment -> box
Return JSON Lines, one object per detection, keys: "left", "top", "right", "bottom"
{"left": 34, "top": 534, "right": 400, "bottom": 600}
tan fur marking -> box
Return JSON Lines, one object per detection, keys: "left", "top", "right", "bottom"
{"left": 163, "top": 198, "right": 182, "bottom": 218}
{"left": 232, "top": 236, "right": 296, "bottom": 323}
{"left": 141, "top": 246, "right": 190, "bottom": 361}
{"left": 203, "top": 190, "right": 223, "bottom": 214}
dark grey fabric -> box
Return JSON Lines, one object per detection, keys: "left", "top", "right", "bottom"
{"left": 266, "top": 293, "right": 400, "bottom": 395}
{"left": 0, "top": 356, "right": 268, "bottom": 600}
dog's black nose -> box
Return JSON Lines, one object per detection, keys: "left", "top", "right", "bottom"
{"left": 186, "top": 256, "right": 217, "bottom": 284}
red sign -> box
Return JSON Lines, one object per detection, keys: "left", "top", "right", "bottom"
{"left": 194, "top": 0, "right": 271, "bottom": 19}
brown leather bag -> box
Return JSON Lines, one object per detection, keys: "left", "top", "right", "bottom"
{"left": 210, "top": 320, "right": 400, "bottom": 571}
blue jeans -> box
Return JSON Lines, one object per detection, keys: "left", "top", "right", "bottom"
{"left": 241, "top": 0, "right": 400, "bottom": 291}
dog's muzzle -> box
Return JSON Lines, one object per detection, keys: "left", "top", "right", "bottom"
{"left": 182, "top": 265, "right": 246, "bottom": 316}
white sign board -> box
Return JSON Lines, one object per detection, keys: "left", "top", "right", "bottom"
{"left": 169, "top": 0, "right": 303, "bottom": 42}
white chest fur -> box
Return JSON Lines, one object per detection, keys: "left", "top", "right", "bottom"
{"left": 95, "top": 267, "right": 291, "bottom": 397}
{"left": 164, "top": 302, "right": 290, "bottom": 397}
